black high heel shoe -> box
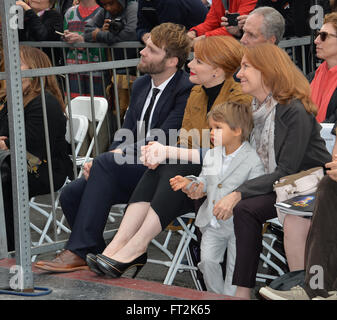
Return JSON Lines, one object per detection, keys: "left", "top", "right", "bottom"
{"left": 96, "top": 252, "right": 147, "bottom": 279}
{"left": 86, "top": 253, "right": 104, "bottom": 276}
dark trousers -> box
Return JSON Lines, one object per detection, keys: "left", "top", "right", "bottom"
{"left": 303, "top": 175, "right": 337, "bottom": 298}
{"left": 129, "top": 163, "right": 202, "bottom": 230}
{"left": 232, "top": 193, "right": 277, "bottom": 288}
{"left": 2, "top": 160, "right": 67, "bottom": 252}
{"left": 60, "top": 151, "right": 146, "bottom": 259}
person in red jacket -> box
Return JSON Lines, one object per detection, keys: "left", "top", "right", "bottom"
{"left": 187, "top": 0, "right": 257, "bottom": 40}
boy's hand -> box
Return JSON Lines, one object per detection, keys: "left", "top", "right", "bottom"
{"left": 184, "top": 181, "right": 205, "bottom": 199}
{"left": 170, "top": 175, "right": 191, "bottom": 191}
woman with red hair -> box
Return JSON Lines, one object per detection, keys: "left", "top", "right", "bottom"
{"left": 216, "top": 43, "right": 331, "bottom": 299}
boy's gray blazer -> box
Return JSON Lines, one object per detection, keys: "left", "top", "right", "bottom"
{"left": 187, "top": 141, "right": 265, "bottom": 228}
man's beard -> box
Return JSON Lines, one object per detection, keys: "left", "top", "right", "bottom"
{"left": 137, "top": 57, "right": 167, "bottom": 75}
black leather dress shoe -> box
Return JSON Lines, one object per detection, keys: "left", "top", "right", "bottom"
{"left": 86, "top": 253, "right": 104, "bottom": 276}
{"left": 96, "top": 252, "right": 147, "bottom": 278}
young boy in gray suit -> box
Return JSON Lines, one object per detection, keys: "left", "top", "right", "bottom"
{"left": 170, "top": 102, "right": 265, "bottom": 296}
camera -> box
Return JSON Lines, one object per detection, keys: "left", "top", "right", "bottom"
{"left": 109, "top": 17, "right": 125, "bottom": 34}
{"left": 226, "top": 13, "right": 240, "bottom": 26}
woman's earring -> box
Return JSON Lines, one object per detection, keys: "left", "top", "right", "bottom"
{"left": 212, "top": 74, "right": 216, "bottom": 78}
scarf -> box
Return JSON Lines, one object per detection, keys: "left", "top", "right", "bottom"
{"left": 311, "top": 61, "right": 337, "bottom": 123}
{"left": 250, "top": 94, "right": 278, "bottom": 174}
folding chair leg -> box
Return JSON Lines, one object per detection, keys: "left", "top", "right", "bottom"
{"left": 164, "top": 224, "right": 197, "bottom": 285}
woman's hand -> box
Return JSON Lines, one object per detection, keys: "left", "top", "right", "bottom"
{"left": 140, "top": 141, "right": 167, "bottom": 169}
{"left": 213, "top": 191, "right": 242, "bottom": 221}
{"left": 325, "top": 154, "right": 337, "bottom": 182}
{"left": 170, "top": 175, "right": 192, "bottom": 192}
{"left": 16, "top": 1, "right": 31, "bottom": 11}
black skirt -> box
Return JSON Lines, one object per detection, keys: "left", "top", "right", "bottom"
{"left": 129, "top": 163, "right": 202, "bottom": 229}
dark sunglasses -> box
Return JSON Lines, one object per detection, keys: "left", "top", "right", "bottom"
{"left": 316, "top": 31, "right": 337, "bottom": 41}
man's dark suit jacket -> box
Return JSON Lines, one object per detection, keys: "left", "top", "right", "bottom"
{"left": 110, "top": 69, "right": 193, "bottom": 155}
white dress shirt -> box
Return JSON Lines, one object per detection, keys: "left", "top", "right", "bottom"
{"left": 139, "top": 73, "right": 176, "bottom": 137}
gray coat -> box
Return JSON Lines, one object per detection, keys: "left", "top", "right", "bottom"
{"left": 187, "top": 141, "right": 265, "bottom": 228}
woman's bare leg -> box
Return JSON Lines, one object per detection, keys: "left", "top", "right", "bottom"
{"left": 107, "top": 206, "right": 162, "bottom": 263}
{"left": 102, "top": 202, "right": 151, "bottom": 257}
{"left": 283, "top": 214, "right": 311, "bottom": 271}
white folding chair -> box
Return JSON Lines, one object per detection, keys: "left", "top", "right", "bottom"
{"left": 67, "top": 96, "right": 108, "bottom": 175}
{"left": 29, "top": 114, "right": 89, "bottom": 249}
{"left": 56, "top": 96, "right": 110, "bottom": 230}
{"left": 256, "top": 218, "right": 288, "bottom": 283}
{"left": 147, "top": 212, "right": 203, "bottom": 290}
{"left": 320, "top": 123, "right": 335, "bottom": 154}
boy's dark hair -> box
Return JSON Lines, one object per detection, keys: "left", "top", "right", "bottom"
{"left": 150, "top": 23, "right": 191, "bottom": 69}
{"left": 207, "top": 102, "right": 253, "bottom": 142}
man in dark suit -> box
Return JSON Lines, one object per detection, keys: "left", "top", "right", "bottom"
{"left": 35, "top": 23, "right": 193, "bottom": 272}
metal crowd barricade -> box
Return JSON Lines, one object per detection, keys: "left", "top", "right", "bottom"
{"left": 21, "top": 41, "right": 144, "bottom": 131}
{"left": 279, "top": 35, "right": 313, "bottom": 75}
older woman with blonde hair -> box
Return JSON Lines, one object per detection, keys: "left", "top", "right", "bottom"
{"left": 193, "top": 43, "right": 331, "bottom": 299}
{"left": 86, "top": 35, "right": 252, "bottom": 278}
{"left": 0, "top": 46, "right": 72, "bottom": 251}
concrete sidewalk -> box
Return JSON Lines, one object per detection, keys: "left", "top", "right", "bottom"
{"left": 0, "top": 258, "right": 239, "bottom": 301}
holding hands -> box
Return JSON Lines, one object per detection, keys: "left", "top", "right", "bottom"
{"left": 170, "top": 175, "right": 205, "bottom": 199}
{"left": 140, "top": 141, "right": 167, "bottom": 170}
{"left": 170, "top": 175, "right": 193, "bottom": 191}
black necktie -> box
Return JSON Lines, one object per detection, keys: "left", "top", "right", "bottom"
{"left": 142, "top": 88, "right": 160, "bottom": 134}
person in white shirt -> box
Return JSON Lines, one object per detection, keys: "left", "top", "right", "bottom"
{"left": 170, "top": 101, "right": 264, "bottom": 296}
